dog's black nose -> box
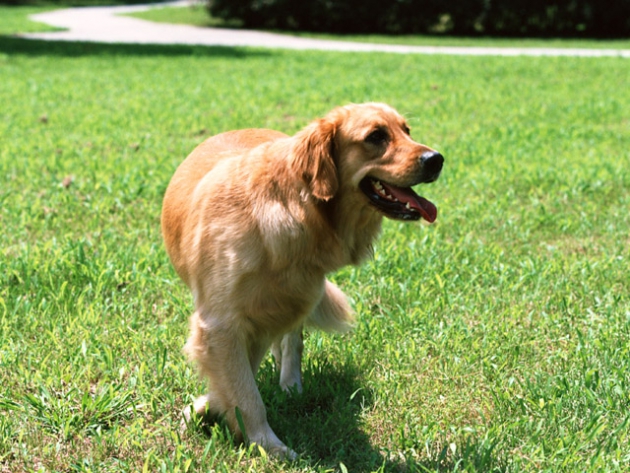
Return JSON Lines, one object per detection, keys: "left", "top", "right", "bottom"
{"left": 420, "top": 151, "right": 444, "bottom": 182}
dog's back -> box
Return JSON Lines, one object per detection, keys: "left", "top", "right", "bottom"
{"left": 161, "top": 129, "right": 287, "bottom": 284}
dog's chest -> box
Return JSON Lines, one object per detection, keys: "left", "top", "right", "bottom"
{"left": 235, "top": 268, "right": 326, "bottom": 332}
{"left": 254, "top": 198, "right": 345, "bottom": 272}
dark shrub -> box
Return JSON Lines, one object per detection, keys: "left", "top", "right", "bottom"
{"left": 207, "top": 0, "right": 630, "bottom": 38}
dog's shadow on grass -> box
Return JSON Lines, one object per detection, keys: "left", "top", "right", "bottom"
{"left": 260, "top": 356, "right": 388, "bottom": 471}
{"left": 260, "top": 358, "right": 504, "bottom": 472}
{"left": 190, "top": 356, "right": 502, "bottom": 472}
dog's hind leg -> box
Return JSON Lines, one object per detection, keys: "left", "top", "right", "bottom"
{"left": 271, "top": 328, "right": 304, "bottom": 393}
{"left": 271, "top": 281, "right": 353, "bottom": 395}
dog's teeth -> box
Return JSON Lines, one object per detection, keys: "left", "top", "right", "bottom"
{"left": 405, "top": 202, "right": 411, "bottom": 210}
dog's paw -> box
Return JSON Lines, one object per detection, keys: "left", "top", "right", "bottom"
{"left": 249, "top": 429, "right": 298, "bottom": 461}
{"left": 179, "top": 394, "right": 219, "bottom": 433}
{"left": 255, "top": 442, "right": 298, "bottom": 461}
{"left": 272, "top": 445, "right": 298, "bottom": 461}
{"left": 179, "top": 404, "right": 196, "bottom": 434}
{"left": 279, "top": 377, "right": 303, "bottom": 395}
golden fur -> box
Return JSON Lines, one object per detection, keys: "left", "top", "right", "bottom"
{"left": 161, "top": 103, "right": 442, "bottom": 458}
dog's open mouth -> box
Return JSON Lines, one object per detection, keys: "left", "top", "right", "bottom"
{"left": 359, "top": 177, "right": 437, "bottom": 222}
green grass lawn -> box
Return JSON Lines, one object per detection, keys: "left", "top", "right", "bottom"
{"left": 124, "top": 2, "right": 242, "bottom": 29}
{"left": 0, "top": 6, "right": 63, "bottom": 35}
{"left": 126, "top": 4, "right": 630, "bottom": 50}
{"left": 1, "top": 29, "right": 629, "bottom": 473}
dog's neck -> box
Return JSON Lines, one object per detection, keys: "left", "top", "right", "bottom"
{"left": 318, "top": 190, "right": 383, "bottom": 267}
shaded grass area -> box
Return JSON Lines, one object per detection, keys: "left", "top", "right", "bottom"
{"left": 1, "top": 37, "right": 629, "bottom": 472}
{"left": 0, "top": 35, "right": 259, "bottom": 57}
{"left": 126, "top": 4, "right": 630, "bottom": 50}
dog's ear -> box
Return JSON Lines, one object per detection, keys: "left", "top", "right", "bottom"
{"left": 291, "top": 118, "right": 338, "bottom": 201}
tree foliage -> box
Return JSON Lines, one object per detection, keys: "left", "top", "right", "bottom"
{"left": 207, "top": 0, "right": 630, "bottom": 38}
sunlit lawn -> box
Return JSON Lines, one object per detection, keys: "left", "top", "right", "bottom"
{"left": 0, "top": 5, "right": 61, "bottom": 35}
{"left": 1, "top": 7, "right": 629, "bottom": 473}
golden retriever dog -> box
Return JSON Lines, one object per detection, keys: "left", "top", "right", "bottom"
{"left": 161, "top": 102, "right": 443, "bottom": 458}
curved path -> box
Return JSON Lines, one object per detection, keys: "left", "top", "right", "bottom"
{"left": 22, "top": 1, "right": 630, "bottom": 58}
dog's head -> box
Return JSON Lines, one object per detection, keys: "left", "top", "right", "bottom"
{"left": 292, "top": 102, "right": 443, "bottom": 223}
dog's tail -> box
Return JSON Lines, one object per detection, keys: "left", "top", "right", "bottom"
{"left": 306, "top": 279, "right": 354, "bottom": 333}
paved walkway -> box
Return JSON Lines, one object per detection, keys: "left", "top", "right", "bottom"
{"left": 22, "top": 1, "right": 630, "bottom": 58}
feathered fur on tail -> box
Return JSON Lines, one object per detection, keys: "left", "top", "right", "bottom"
{"left": 306, "top": 279, "right": 354, "bottom": 333}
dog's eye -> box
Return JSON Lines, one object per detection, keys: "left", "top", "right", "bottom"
{"left": 402, "top": 124, "right": 411, "bottom": 135}
{"left": 365, "top": 129, "right": 389, "bottom": 145}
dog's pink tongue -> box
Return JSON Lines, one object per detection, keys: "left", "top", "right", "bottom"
{"left": 385, "top": 184, "right": 438, "bottom": 223}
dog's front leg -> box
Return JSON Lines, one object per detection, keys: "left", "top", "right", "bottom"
{"left": 186, "top": 312, "right": 296, "bottom": 459}
{"left": 271, "top": 328, "right": 304, "bottom": 393}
